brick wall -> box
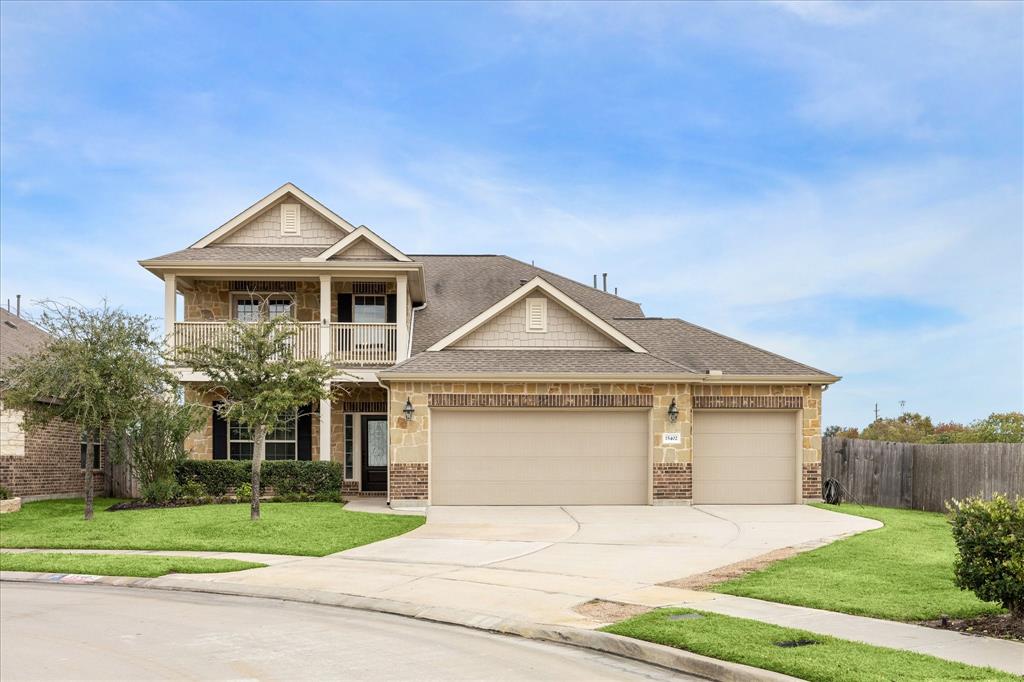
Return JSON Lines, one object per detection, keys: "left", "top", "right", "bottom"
{"left": 0, "top": 411, "right": 104, "bottom": 498}
{"left": 802, "top": 462, "right": 822, "bottom": 500}
{"left": 653, "top": 462, "right": 692, "bottom": 501}
{"left": 389, "top": 462, "right": 428, "bottom": 500}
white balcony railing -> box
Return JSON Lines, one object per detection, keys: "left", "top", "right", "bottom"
{"left": 173, "top": 321, "right": 398, "bottom": 366}
{"left": 329, "top": 323, "right": 397, "bottom": 366}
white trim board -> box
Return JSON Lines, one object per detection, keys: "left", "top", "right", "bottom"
{"left": 426, "top": 276, "right": 647, "bottom": 353}
{"left": 304, "top": 226, "right": 412, "bottom": 262}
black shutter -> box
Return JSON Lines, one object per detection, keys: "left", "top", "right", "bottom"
{"left": 212, "top": 401, "right": 228, "bottom": 460}
{"left": 386, "top": 293, "right": 397, "bottom": 323}
{"left": 297, "top": 405, "right": 313, "bottom": 461}
{"left": 338, "top": 293, "right": 353, "bottom": 323}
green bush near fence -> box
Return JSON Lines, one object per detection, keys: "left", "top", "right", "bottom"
{"left": 947, "top": 494, "right": 1024, "bottom": 619}
{"left": 175, "top": 460, "right": 343, "bottom": 501}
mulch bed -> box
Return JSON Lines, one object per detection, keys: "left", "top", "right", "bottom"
{"left": 574, "top": 599, "right": 652, "bottom": 623}
{"left": 919, "top": 613, "right": 1023, "bottom": 642}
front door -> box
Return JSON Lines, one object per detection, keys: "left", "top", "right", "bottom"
{"left": 361, "top": 415, "right": 388, "bottom": 492}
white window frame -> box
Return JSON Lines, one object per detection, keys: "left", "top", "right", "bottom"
{"left": 231, "top": 294, "right": 295, "bottom": 322}
{"left": 228, "top": 411, "right": 298, "bottom": 461}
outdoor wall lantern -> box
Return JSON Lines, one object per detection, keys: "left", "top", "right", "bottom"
{"left": 667, "top": 398, "right": 679, "bottom": 423}
{"left": 403, "top": 398, "right": 415, "bottom": 421}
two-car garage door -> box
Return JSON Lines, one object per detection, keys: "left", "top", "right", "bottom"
{"left": 431, "top": 410, "right": 648, "bottom": 505}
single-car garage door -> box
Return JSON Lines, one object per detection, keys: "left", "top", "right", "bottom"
{"left": 431, "top": 410, "right": 648, "bottom": 505}
{"left": 692, "top": 411, "right": 798, "bottom": 504}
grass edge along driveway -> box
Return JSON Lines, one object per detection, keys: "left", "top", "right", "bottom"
{"left": 602, "top": 608, "right": 1016, "bottom": 682}
{"left": 711, "top": 503, "right": 1003, "bottom": 621}
{"left": 0, "top": 552, "right": 265, "bottom": 578}
{"left": 0, "top": 498, "right": 425, "bottom": 557}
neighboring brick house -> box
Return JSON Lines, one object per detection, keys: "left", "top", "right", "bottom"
{"left": 0, "top": 308, "right": 104, "bottom": 499}
{"left": 140, "top": 183, "right": 838, "bottom": 507}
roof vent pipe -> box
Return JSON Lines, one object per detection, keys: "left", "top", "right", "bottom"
{"left": 16, "top": 294, "right": 20, "bottom": 317}
{"left": 602, "top": 273, "right": 607, "bottom": 292}
{"left": 706, "top": 369, "right": 723, "bottom": 376}
{"left": 593, "top": 274, "right": 597, "bottom": 288}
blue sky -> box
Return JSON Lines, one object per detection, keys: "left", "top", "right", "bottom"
{"left": 1, "top": 1, "right": 1021, "bottom": 427}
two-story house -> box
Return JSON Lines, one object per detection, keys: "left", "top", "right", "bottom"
{"left": 140, "top": 183, "right": 838, "bottom": 507}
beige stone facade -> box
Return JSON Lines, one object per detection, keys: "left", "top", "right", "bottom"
{"left": 452, "top": 294, "right": 622, "bottom": 349}
{"left": 387, "top": 380, "right": 823, "bottom": 503}
{"left": 0, "top": 406, "right": 26, "bottom": 458}
{"left": 183, "top": 279, "right": 398, "bottom": 323}
{"left": 219, "top": 198, "right": 347, "bottom": 246}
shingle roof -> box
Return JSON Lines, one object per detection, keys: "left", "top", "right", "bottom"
{"left": 143, "top": 246, "right": 325, "bottom": 262}
{"left": 381, "top": 349, "right": 689, "bottom": 375}
{"left": 0, "top": 309, "right": 51, "bottom": 373}
{"left": 409, "top": 255, "right": 644, "bottom": 354}
{"left": 611, "top": 318, "right": 835, "bottom": 377}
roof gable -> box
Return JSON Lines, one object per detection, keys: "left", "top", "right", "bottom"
{"left": 306, "top": 226, "right": 411, "bottom": 262}
{"left": 451, "top": 292, "right": 623, "bottom": 350}
{"left": 428, "top": 277, "right": 647, "bottom": 353}
{"left": 191, "top": 183, "right": 357, "bottom": 248}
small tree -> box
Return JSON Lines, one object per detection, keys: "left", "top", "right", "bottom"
{"left": 120, "top": 398, "right": 207, "bottom": 503}
{"left": 948, "top": 495, "right": 1024, "bottom": 619}
{"left": 176, "top": 316, "right": 332, "bottom": 520}
{"left": 0, "top": 301, "right": 168, "bottom": 519}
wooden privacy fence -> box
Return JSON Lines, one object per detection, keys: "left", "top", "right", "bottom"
{"left": 822, "top": 437, "right": 1024, "bottom": 512}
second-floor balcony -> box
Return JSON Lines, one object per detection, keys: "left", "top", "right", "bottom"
{"left": 173, "top": 321, "right": 398, "bottom": 366}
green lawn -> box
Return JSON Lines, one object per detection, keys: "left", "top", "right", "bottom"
{"left": 0, "top": 552, "right": 264, "bottom": 577}
{"left": 0, "top": 498, "right": 424, "bottom": 557}
{"left": 603, "top": 608, "right": 1015, "bottom": 682}
{"left": 712, "top": 504, "right": 1002, "bottom": 621}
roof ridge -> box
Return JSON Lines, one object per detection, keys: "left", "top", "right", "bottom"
{"left": 496, "top": 255, "right": 644, "bottom": 308}
{"left": 661, "top": 317, "right": 836, "bottom": 377}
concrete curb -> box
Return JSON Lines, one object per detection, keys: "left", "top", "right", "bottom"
{"left": 1, "top": 571, "right": 796, "bottom": 682}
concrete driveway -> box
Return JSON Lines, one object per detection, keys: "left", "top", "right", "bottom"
{"left": 186, "top": 504, "right": 879, "bottom": 628}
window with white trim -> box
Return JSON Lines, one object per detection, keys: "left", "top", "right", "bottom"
{"left": 229, "top": 412, "right": 297, "bottom": 460}
{"left": 353, "top": 295, "right": 387, "bottom": 323}
{"left": 344, "top": 414, "right": 354, "bottom": 479}
{"left": 234, "top": 297, "right": 293, "bottom": 322}
{"left": 80, "top": 429, "right": 101, "bottom": 470}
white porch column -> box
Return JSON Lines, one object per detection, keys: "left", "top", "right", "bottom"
{"left": 319, "top": 274, "right": 332, "bottom": 360}
{"left": 319, "top": 393, "right": 332, "bottom": 462}
{"left": 164, "top": 273, "right": 176, "bottom": 350}
{"left": 319, "top": 275, "right": 333, "bottom": 462}
{"left": 395, "top": 273, "right": 408, "bottom": 363}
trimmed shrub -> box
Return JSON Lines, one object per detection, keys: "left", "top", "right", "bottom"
{"left": 948, "top": 494, "right": 1024, "bottom": 618}
{"left": 179, "top": 480, "right": 210, "bottom": 505}
{"left": 175, "top": 460, "right": 342, "bottom": 501}
{"left": 235, "top": 482, "right": 253, "bottom": 503}
{"left": 142, "top": 478, "right": 180, "bottom": 505}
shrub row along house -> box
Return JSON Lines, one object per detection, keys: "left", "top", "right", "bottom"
{"left": 140, "top": 183, "right": 838, "bottom": 507}
{"left": 0, "top": 308, "right": 104, "bottom": 498}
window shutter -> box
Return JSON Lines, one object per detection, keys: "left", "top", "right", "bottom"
{"left": 297, "top": 405, "right": 313, "bottom": 461}
{"left": 386, "top": 293, "right": 397, "bottom": 323}
{"left": 212, "top": 401, "right": 227, "bottom": 460}
{"left": 526, "top": 297, "right": 547, "bottom": 332}
{"left": 280, "top": 203, "right": 301, "bottom": 235}
{"left": 338, "top": 293, "right": 353, "bottom": 323}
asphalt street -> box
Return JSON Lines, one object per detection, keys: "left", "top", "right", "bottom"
{"left": 0, "top": 583, "right": 693, "bottom": 681}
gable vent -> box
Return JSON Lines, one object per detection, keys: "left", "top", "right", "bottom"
{"left": 526, "top": 297, "right": 547, "bottom": 332}
{"left": 280, "top": 203, "right": 301, "bottom": 236}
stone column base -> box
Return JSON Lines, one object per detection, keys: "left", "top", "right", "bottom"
{"left": 653, "top": 462, "right": 692, "bottom": 502}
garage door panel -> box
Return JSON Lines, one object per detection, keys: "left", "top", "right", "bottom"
{"left": 431, "top": 410, "right": 648, "bottom": 505}
{"left": 437, "top": 480, "right": 645, "bottom": 506}
{"left": 693, "top": 455, "right": 795, "bottom": 481}
{"left": 693, "top": 411, "right": 798, "bottom": 505}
